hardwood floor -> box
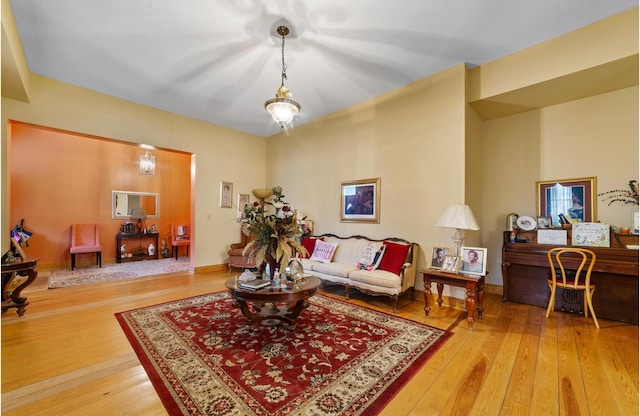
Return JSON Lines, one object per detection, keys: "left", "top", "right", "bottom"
{"left": 2, "top": 269, "right": 638, "bottom": 415}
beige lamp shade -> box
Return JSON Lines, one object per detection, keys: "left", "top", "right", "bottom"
{"left": 252, "top": 188, "right": 273, "bottom": 200}
{"left": 435, "top": 204, "right": 479, "bottom": 257}
{"left": 435, "top": 204, "right": 479, "bottom": 231}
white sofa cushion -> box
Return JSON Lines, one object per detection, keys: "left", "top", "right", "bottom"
{"left": 348, "top": 269, "right": 402, "bottom": 289}
{"left": 311, "top": 261, "right": 357, "bottom": 278}
{"left": 299, "top": 258, "right": 317, "bottom": 271}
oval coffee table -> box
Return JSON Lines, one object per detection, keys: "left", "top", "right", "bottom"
{"left": 225, "top": 275, "right": 321, "bottom": 325}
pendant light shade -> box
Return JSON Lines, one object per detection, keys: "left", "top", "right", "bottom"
{"left": 264, "top": 25, "right": 301, "bottom": 128}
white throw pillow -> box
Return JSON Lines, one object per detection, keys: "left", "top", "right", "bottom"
{"left": 310, "top": 240, "right": 338, "bottom": 263}
{"left": 357, "top": 242, "right": 386, "bottom": 271}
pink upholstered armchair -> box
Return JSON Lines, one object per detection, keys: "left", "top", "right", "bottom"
{"left": 171, "top": 224, "right": 190, "bottom": 260}
{"left": 227, "top": 231, "right": 256, "bottom": 271}
{"left": 70, "top": 224, "right": 102, "bottom": 270}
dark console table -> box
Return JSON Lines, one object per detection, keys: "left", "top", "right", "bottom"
{"left": 116, "top": 232, "right": 159, "bottom": 263}
{"left": 501, "top": 231, "right": 639, "bottom": 324}
{"left": 2, "top": 258, "right": 39, "bottom": 316}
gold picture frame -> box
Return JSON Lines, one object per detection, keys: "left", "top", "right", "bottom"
{"left": 340, "top": 178, "right": 380, "bottom": 223}
{"left": 537, "top": 177, "right": 596, "bottom": 227}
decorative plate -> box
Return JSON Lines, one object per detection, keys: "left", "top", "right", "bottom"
{"left": 516, "top": 215, "right": 537, "bottom": 231}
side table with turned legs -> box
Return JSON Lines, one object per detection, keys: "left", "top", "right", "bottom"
{"left": 420, "top": 269, "right": 486, "bottom": 330}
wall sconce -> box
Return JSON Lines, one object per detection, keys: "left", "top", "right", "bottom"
{"left": 140, "top": 151, "right": 155, "bottom": 176}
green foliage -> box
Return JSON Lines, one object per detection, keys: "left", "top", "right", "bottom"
{"left": 241, "top": 186, "right": 308, "bottom": 272}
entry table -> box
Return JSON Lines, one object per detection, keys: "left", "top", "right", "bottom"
{"left": 2, "top": 258, "right": 39, "bottom": 316}
{"left": 116, "top": 232, "right": 159, "bottom": 263}
{"left": 420, "top": 269, "right": 486, "bottom": 330}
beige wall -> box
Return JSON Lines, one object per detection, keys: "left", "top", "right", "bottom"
{"left": 266, "top": 65, "right": 468, "bottom": 292}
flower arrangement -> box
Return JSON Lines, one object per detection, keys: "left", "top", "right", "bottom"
{"left": 598, "top": 180, "right": 639, "bottom": 206}
{"left": 241, "top": 186, "right": 308, "bottom": 276}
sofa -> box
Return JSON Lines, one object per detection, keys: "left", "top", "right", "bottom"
{"left": 299, "top": 234, "right": 418, "bottom": 312}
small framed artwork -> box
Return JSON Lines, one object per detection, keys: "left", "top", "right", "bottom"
{"left": 220, "top": 181, "right": 233, "bottom": 208}
{"left": 441, "top": 255, "right": 461, "bottom": 274}
{"left": 429, "top": 246, "right": 452, "bottom": 269}
{"left": 536, "top": 216, "right": 552, "bottom": 229}
{"left": 506, "top": 213, "right": 519, "bottom": 231}
{"left": 460, "top": 246, "right": 487, "bottom": 276}
{"left": 237, "top": 193, "right": 250, "bottom": 219}
{"left": 340, "top": 178, "right": 380, "bottom": 223}
{"left": 537, "top": 177, "right": 596, "bottom": 227}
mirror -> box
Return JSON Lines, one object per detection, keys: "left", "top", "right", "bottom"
{"left": 112, "top": 191, "right": 159, "bottom": 219}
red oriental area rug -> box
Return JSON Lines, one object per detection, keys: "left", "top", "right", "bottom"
{"left": 115, "top": 292, "right": 451, "bottom": 416}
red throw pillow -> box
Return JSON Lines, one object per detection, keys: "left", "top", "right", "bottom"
{"left": 301, "top": 237, "right": 323, "bottom": 259}
{"left": 378, "top": 241, "right": 411, "bottom": 275}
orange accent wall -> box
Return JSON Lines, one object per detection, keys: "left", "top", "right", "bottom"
{"left": 8, "top": 121, "right": 191, "bottom": 267}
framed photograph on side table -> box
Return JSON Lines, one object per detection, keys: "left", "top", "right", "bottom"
{"left": 441, "top": 255, "right": 461, "bottom": 274}
{"left": 460, "top": 246, "right": 487, "bottom": 276}
{"left": 429, "top": 246, "right": 452, "bottom": 269}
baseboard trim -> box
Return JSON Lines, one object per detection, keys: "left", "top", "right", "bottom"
{"left": 484, "top": 283, "right": 502, "bottom": 295}
{"left": 195, "top": 264, "right": 227, "bottom": 274}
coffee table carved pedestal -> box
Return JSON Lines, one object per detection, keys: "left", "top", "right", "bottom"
{"left": 225, "top": 275, "right": 321, "bottom": 325}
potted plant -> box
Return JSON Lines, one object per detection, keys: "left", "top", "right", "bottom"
{"left": 241, "top": 186, "right": 308, "bottom": 279}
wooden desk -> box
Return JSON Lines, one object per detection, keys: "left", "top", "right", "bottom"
{"left": 421, "top": 269, "right": 485, "bottom": 330}
{"left": 2, "top": 258, "right": 38, "bottom": 316}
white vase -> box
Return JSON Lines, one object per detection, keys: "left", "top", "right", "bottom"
{"left": 633, "top": 211, "right": 639, "bottom": 234}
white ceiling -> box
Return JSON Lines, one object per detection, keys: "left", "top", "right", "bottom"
{"left": 8, "top": 0, "right": 638, "bottom": 138}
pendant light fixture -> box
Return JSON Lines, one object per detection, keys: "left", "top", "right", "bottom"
{"left": 264, "top": 25, "right": 301, "bottom": 128}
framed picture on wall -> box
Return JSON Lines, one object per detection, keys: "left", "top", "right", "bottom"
{"left": 459, "top": 246, "right": 487, "bottom": 276}
{"left": 340, "top": 178, "right": 380, "bottom": 223}
{"left": 220, "top": 181, "right": 233, "bottom": 208}
{"left": 237, "top": 193, "right": 250, "bottom": 219}
{"left": 537, "top": 177, "right": 596, "bottom": 227}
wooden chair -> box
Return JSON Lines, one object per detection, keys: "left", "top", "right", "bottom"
{"left": 546, "top": 247, "right": 599, "bottom": 329}
{"left": 171, "top": 224, "right": 190, "bottom": 260}
{"left": 70, "top": 224, "right": 102, "bottom": 270}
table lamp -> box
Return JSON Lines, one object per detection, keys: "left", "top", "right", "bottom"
{"left": 435, "top": 204, "right": 479, "bottom": 256}
{"left": 130, "top": 208, "right": 147, "bottom": 234}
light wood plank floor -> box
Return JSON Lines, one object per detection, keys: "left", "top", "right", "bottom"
{"left": 2, "top": 269, "right": 638, "bottom": 415}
